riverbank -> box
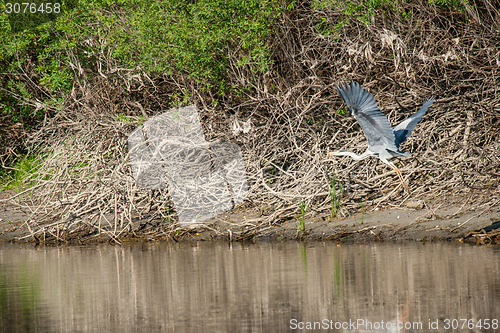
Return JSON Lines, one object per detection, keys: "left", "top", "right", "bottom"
{"left": 1, "top": 1, "right": 498, "bottom": 246}
{"left": 2, "top": 189, "right": 498, "bottom": 245}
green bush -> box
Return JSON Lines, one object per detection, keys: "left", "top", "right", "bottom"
{"left": 0, "top": 0, "right": 282, "bottom": 128}
{"left": 110, "top": 0, "right": 280, "bottom": 91}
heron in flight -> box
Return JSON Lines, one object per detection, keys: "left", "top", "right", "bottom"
{"left": 328, "top": 81, "right": 434, "bottom": 192}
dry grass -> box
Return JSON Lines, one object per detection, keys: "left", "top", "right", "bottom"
{"left": 4, "top": 0, "right": 499, "bottom": 243}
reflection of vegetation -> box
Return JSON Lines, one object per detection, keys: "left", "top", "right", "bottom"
{"left": 333, "top": 255, "right": 343, "bottom": 296}
{"left": 299, "top": 243, "right": 307, "bottom": 272}
{"left": 0, "top": 264, "right": 48, "bottom": 332}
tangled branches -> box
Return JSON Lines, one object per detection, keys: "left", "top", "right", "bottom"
{"left": 7, "top": 0, "right": 499, "bottom": 243}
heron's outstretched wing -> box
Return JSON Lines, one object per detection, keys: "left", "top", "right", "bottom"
{"left": 337, "top": 81, "right": 397, "bottom": 152}
{"left": 393, "top": 97, "right": 434, "bottom": 148}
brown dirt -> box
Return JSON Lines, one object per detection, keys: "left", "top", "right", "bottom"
{"left": 0, "top": 190, "right": 33, "bottom": 241}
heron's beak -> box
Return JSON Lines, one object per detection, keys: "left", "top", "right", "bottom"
{"left": 326, "top": 152, "right": 338, "bottom": 155}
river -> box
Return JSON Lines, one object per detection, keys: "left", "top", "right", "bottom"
{"left": 0, "top": 242, "right": 498, "bottom": 332}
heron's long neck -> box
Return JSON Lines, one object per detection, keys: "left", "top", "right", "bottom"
{"left": 337, "top": 150, "right": 373, "bottom": 161}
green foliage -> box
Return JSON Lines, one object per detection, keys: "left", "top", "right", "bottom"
{"left": 0, "top": 170, "right": 10, "bottom": 190}
{"left": 0, "top": 0, "right": 284, "bottom": 130}
{"left": 337, "top": 107, "right": 348, "bottom": 116}
{"left": 328, "top": 172, "right": 341, "bottom": 218}
{"left": 116, "top": 113, "right": 145, "bottom": 125}
{"left": 429, "top": 0, "right": 470, "bottom": 11}
{"left": 4, "top": 1, "right": 67, "bottom": 33}
{"left": 1, "top": 155, "right": 42, "bottom": 190}
{"left": 313, "top": 0, "right": 407, "bottom": 34}
{"left": 110, "top": 0, "right": 280, "bottom": 92}
{"left": 0, "top": 1, "right": 80, "bottom": 126}
{"left": 297, "top": 200, "right": 307, "bottom": 231}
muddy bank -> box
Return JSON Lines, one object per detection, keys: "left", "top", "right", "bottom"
{"left": 1, "top": 190, "right": 498, "bottom": 245}
{"left": 187, "top": 203, "right": 500, "bottom": 245}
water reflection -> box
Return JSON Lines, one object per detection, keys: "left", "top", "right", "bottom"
{"left": 0, "top": 242, "right": 498, "bottom": 332}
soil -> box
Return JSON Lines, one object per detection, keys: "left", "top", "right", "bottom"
{"left": 1, "top": 189, "right": 499, "bottom": 245}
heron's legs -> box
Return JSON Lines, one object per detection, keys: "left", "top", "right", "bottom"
{"left": 326, "top": 150, "right": 373, "bottom": 161}
{"left": 387, "top": 161, "right": 410, "bottom": 193}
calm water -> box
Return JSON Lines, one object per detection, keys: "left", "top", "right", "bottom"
{"left": 0, "top": 242, "right": 498, "bottom": 332}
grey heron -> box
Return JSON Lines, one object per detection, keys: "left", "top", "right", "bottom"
{"left": 328, "top": 81, "right": 434, "bottom": 192}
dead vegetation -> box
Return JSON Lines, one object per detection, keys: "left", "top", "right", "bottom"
{"left": 3, "top": 0, "right": 499, "bottom": 244}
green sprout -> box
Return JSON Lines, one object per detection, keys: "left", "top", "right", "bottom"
{"left": 328, "top": 172, "right": 341, "bottom": 218}
{"left": 297, "top": 200, "right": 308, "bottom": 231}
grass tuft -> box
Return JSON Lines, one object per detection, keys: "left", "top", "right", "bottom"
{"left": 297, "top": 200, "right": 308, "bottom": 232}
{"left": 328, "top": 172, "right": 341, "bottom": 218}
